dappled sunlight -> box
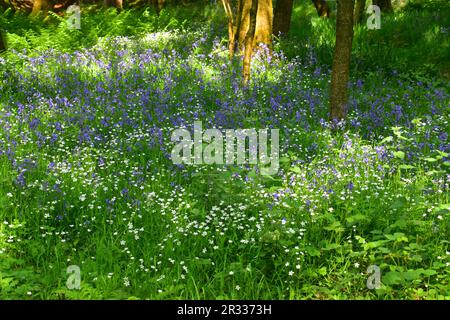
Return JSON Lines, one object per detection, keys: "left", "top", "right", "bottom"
{"left": 0, "top": 0, "right": 449, "bottom": 301}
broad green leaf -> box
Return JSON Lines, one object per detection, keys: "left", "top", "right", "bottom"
{"left": 383, "top": 271, "right": 403, "bottom": 285}
{"left": 393, "top": 151, "right": 405, "bottom": 159}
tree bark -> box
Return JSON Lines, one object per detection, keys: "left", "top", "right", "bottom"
{"left": 254, "top": 0, "right": 273, "bottom": 47}
{"left": 373, "top": 0, "right": 392, "bottom": 12}
{"left": 234, "top": 0, "right": 244, "bottom": 53}
{"left": 0, "top": 31, "right": 6, "bottom": 52}
{"left": 225, "top": 0, "right": 273, "bottom": 54}
{"left": 273, "top": 0, "right": 294, "bottom": 36}
{"left": 311, "top": 0, "right": 330, "bottom": 18}
{"left": 354, "top": 0, "right": 365, "bottom": 24}
{"left": 31, "top": 0, "right": 51, "bottom": 16}
{"left": 152, "top": 0, "right": 164, "bottom": 15}
{"left": 237, "top": 0, "right": 251, "bottom": 52}
{"left": 104, "top": 0, "right": 123, "bottom": 10}
{"left": 329, "top": 0, "right": 354, "bottom": 123}
{"left": 243, "top": 0, "right": 258, "bottom": 85}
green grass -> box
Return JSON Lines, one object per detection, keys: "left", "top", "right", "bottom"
{"left": 280, "top": 0, "right": 450, "bottom": 80}
{"left": 0, "top": 1, "right": 449, "bottom": 300}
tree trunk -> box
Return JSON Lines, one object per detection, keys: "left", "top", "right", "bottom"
{"left": 236, "top": 0, "right": 273, "bottom": 50}
{"left": 329, "top": 0, "right": 354, "bottom": 123}
{"left": 243, "top": 0, "right": 258, "bottom": 85}
{"left": 354, "top": 0, "right": 365, "bottom": 24}
{"left": 0, "top": 0, "right": 9, "bottom": 10}
{"left": 152, "top": 0, "right": 164, "bottom": 15}
{"left": 312, "top": 0, "right": 330, "bottom": 18}
{"left": 234, "top": 0, "right": 244, "bottom": 53}
{"left": 254, "top": 0, "right": 273, "bottom": 48}
{"left": 237, "top": 0, "right": 251, "bottom": 52}
{"left": 373, "top": 0, "right": 392, "bottom": 12}
{"left": 221, "top": 0, "right": 271, "bottom": 83}
{"left": 0, "top": 31, "right": 6, "bottom": 52}
{"left": 31, "top": 0, "right": 51, "bottom": 16}
{"left": 221, "top": 0, "right": 235, "bottom": 58}
{"left": 273, "top": 0, "right": 294, "bottom": 36}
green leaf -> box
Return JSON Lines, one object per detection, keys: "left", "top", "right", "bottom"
{"left": 383, "top": 271, "right": 403, "bottom": 285}
{"left": 433, "top": 204, "right": 450, "bottom": 213}
{"left": 318, "top": 267, "right": 327, "bottom": 276}
{"left": 289, "top": 166, "right": 301, "bottom": 173}
{"left": 363, "top": 240, "right": 390, "bottom": 250}
{"left": 323, "top": 243, "right": 341, "bottom": 251}
{"left": 346, "top": 214, "right": 370, "bottom": 224}
{"left": 393, "top": 151, "right": 405, "bottom": 159}
{"left": 324, "top": 221, "right": 345, "bottom": 233}
{"left": 385, "top": 232, "right": 408, "bottom": 243}
{"left": 422, "top": 269, "right": 437, "bottom": 277}
{"left": 403, "top": 270, "right": 422, "bottom": 281}
{"left": 390, "top": 197, "right": 407, "bottom": 209}
{"left": 304, "top": 246, "right": 321, "bottom": 257}
{"left": 436, "top": 150, "right": 449, "bottom": 158}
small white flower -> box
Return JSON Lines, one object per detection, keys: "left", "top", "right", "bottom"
{"left": 288, "top": 271, "right": 294, "bottom": 276}
{"left": 123, "top": 277, "right": 130, "bottom": 287}
{"left": 79, "top": 194, "right": 86, "bottom": 202}
{"left": 229, "top": 271, "right": 234, "bottom": 275}
{"left": 6, "top": 193, "right": 13, "bottom": 198}
{"left": 235, "top": 285, "right": 240, "bottom": 291}
{"left": 354, "top": 262, "right": 360, "bottom": 268}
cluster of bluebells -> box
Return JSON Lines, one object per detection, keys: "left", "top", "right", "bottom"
{"left": 0, "top": 28, "right": 448, "bottom": 296}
